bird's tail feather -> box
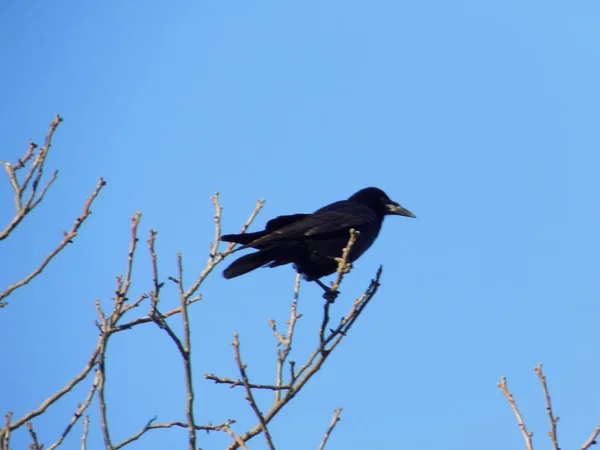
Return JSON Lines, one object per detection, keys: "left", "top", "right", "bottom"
{"left": 223, "top": 249, "right": 277, "bottom": 279}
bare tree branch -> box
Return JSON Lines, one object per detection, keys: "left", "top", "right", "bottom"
{"left": 0, "top": 115, "right": 62, "bottom": 241}
{"left": 317, "top": 408, "right": 342, "bottom": 450}
{"left": 223, "top": 267, "right": 383, "bottom": 450}
{"left": 320, "top": 229, "right": 359, "bottom": 347}
{"left": 204, "top": 374, "right": 291, "bottom": 391}
{"left": 581, "top": 426, "right": 600, "bottom": 450}
{"left": 0, "top": 176, "right": 106, "bottom": 307}
{"left": 177, "top": 251, "right": 197, "bottom": 450}
{"left": 233, "top": 333, "right": 276, "bottom": 450}
{"left": 273, "top": 272, "right": 301, "bottom": 403}
{"left": 2, "top": 412, "right": 13, "bottom": 450}
{"left": 46, "top": 371, "right": 99, "bottom": 450}
{"left": 497, "top": 376, "right": 534, "bottom": 450}
{"left": 184, "top": 194, "right": 264, "bottom": 300}
{"left": 81, "top": 416, "right": 89, "bottom": 450}
{"left": 328, "top": 229, "right": 360, "bottom": 295}
{"left": 534, "top": 364, "right": 559, "bottom": 450}
{"left": 25, "top": 421, "right": 42, "bottom": 450}
{"left": 222, "top": 425, "right": 249, "bottom": 450}
{"left": 1, "top": 180, "right": 387, "bottom": 450}
{"left": 9, "top": 347, "right": 101, "bottom": 431}
{"left": 96, "top": 340, "right": 112, "bottom": 449}
{"left": 1, "top": 128, "right": 278, "bottom": 449}
{"left": 112, "top": 419, "right": 237, "bottom": 450}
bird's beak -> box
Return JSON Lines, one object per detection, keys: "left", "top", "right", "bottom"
{"left": 386, "top": 202, "right": 416, "bottom": 218}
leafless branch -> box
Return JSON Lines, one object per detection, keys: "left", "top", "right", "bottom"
{"left": 112, "top": 419, "right": 237, "bottom": 450}
{"left": 0, "top": 176, "right": 106, "bottom": 307}
{"left": 317, "top": 408, "right": 342, "bottom": 450}
{"left": 48, "top": 370, "right": 99, "bottom": 450}
{"left": 178, "top": 251, "right": 197, "bottom": 450}
{"left": 224, "top": 267, "right": 382, "bottom": 450}
{"left": 274, "top": 272, "right": 302, "bottom": 403}
{"left": 184, "top": 194, "right": 265, "bottom": 300}
{"left": 146, "top": 230, "right": 197, "bottom": 450}
{"left": 111, "top": 298, "right": 202, "bottom": 333}
{"left": 204, "top": 374, "right": 290, "bottom": 391}
{"left": 222, "top": 425, "right": 249, "bottom": 450}
{"left": 0, "top": 115, "right": 62, "bottom": 241}
{"left": 320, "top": 229, "right": 359, "bottom": 347}
{"left": 329, "top": 229, "right": 360, "bottom": 294}
{"left": 534, "top": 364, "right": 559, "bottom": 450}
{"left": 9, "top": 347, "right": 101, "bottom": 431}
{"left": 497, "top": 376, "right": 534, "bottom": 450}
{"left": 81, "top": 416, "right": 89, "bottom": 450}
{"left": 116, "top": 212, "right": 143, "bottom": 315}
{"left": 25, "top": 421, "right": 42, "bottom": 450}
{"left": 46, "top": 370, "right": 99, "bottom": 450}
{"left": 2, "top": 412, "right": 13, "bottom": 450}
{"left": 3, "top": 181, "right": 385, "bottom": 450}
{"left": 1, "top": 122, "right": 274, "bottom": 448}
{"left": 96, "top": 342, "right": 112, "bottom": 449}
{"left": 233, "top": 333, "right": 276, "bottom": 450}
{"left": 581, "top": 426, "right": 600, "bottom": 450}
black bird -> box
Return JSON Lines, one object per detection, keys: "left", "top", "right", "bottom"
{"left": 221, "top": 187, "right": 415, "bottom": 296}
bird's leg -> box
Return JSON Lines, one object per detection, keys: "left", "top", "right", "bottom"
{"left": 314, "top": 278, "right": 339, "bottom": 303}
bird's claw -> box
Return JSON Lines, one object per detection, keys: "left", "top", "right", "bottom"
{"left": 323, "top": 289, "right": 340, "bottom": 303}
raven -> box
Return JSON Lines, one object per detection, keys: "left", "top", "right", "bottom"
{"left": 221, "top": 187, "right": 415, "bottom": 295}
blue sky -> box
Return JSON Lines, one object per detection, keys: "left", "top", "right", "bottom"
{"left": 1, "top": 1, "right": 599, "bottom": 449}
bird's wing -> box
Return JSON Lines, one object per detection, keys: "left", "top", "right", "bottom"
{"left": 265, "top": 213, "right": 310, "bottom": 232}
{"left": 253, "top": 203, "right": 376, "bottom": 244}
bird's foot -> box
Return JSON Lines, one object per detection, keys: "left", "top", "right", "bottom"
{"left": 322, "top": 289, "right": 340, "bottom": 303}
{"left": 314, "top": 279, "right": 340, "bottom": 302}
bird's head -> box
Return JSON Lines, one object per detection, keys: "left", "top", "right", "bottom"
{"left": 349, "top": 187, "right": 416, "bottom": 219}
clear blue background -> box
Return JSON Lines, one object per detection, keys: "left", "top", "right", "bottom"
{"left": 1, "top": 1, "right": 599, "bottom": 449}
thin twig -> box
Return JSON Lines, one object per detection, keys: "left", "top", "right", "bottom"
{"left": 81, "top": 416, "right": 89, "bottom": 450}
{"left": 117, "top": 212, "right": 143, "bottom": 316}
{"left": 112, "top": 298, "right": 202, "bottom": 333}
{"left": 10, "top": 346, "right": 101, "bottom": 430}
{"left": 318, "top": 408, "right": 343, "bottom": 450}
{"left": 47, "top": 370, "right": 100, "bottom": 450}
{"left": 112, "top": 419, "right": 237, "bottom": 450}
{"left": 178, "top": 252, "right": 197, "bottom": 450}
{"left": 0, "top": 115, "right": 63, "bottom": 241}
{"left": 147, "top": 229, "right": 162, "bottom": 314}
{"left": 204, "top": 374, "right": 290, "bottom": 390}
{"left": 184, "top": 197, "right": 264, "bottom": 300}
{"left": 320, "top": 230, "right": 360, "bottom": 346}
{"left": 275, "top": 273, "right": 301, "bottom": 403}
{"left": 26, "top": 421, "right": 42, "bottom": 450}
{"left": 497, "top": 376, "right": 534, "bottom": 450}
{"left": 96, "top": 342, "right": 112, "bottom": 449}
{"left": 0, "top": 177, "right": 106, "bottom": 307}
{"left": 3, "top": 412, "right": 13, "bottom": 450}
{"left": 581, "top": 425, "right": 600, "bottom": 450}
{"left": 226, "top": 268, "right": 383, "bottom": 450}
{"left": 328, "top": 229, "right": 360, "bottom": 295}
{"left": 233, "top": 333, "right": 276, "bottom": 450}
{"left": 222, "top": 426, "right": 249, "bottom": 450}
{"left": 534, "top": 364, "right": 559, "bottom": 450}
